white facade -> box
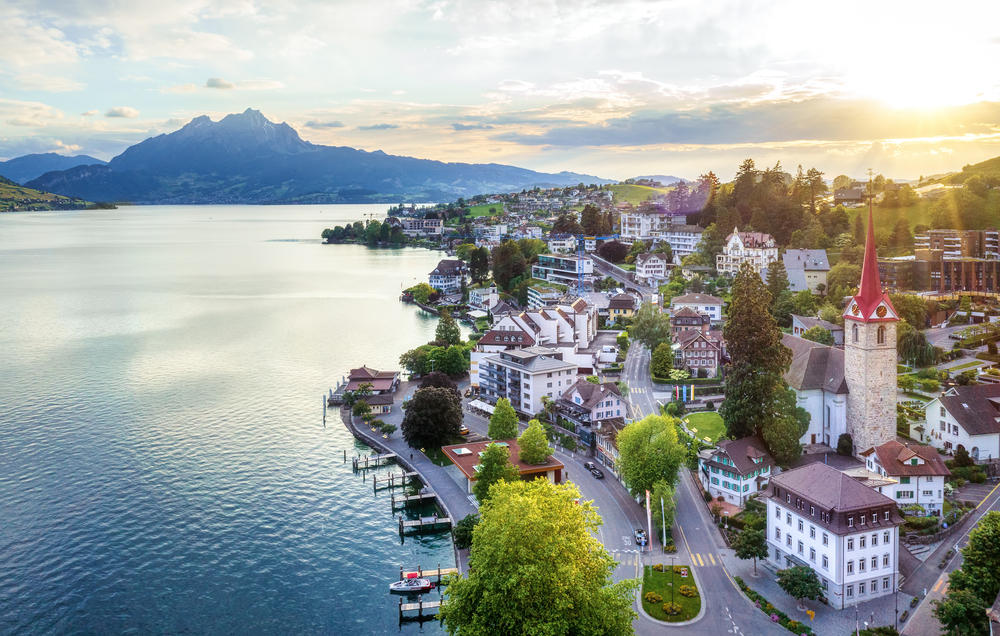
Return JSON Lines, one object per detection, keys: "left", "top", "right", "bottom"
{"left": 547, "top": 235, "right": 577, "bottom": 253}
{"left": 670, "top": 294, "right": 724, "bottom": 323}
{"left": 400, "top": 217, "right": 443, "bottom": 237}
{"left": 478, "top": 348, "right": 579, "bottom": 416}
{"left": 716, "top": 229, "right": 778, "bottom": 275}
{"left": 469, "top": 284, "right": 499, "bottom": 311}
{"left": 795, "top": 388, "right": 848, "bottom": 447}
{"left": 532, "top": 254, "right": 594, "bottom": 288}
{"left": 924, "top": 396, "right": 1000, "bottom": 461}
{"left": 635, "top": 253, "right": 669, "bottom": 284}
{"left": 864, "top": 458, "right": 946, "bottom": 516}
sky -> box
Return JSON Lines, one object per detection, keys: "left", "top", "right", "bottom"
{"left": 3, "top": 0, "right": 1000, "bottom": 181}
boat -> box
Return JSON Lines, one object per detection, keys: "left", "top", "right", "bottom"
{"left": 389, "top": 577, "right": 435, "bottom": 593}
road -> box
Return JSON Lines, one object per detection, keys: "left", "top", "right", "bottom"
{"left": 622, "top": 343, "right": 659, "bottom": 420}
{"left": 902, "top": 480, "right": 1000, "bottom": 635}
{"left": 591, "top": 255, "right": 657, "bottom": 300}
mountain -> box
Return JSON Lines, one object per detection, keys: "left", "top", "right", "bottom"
{"left": 27, "top": 109, "right": 611, "bottom": 204}
{"left": 631, "top": 175, "right": 686, "bottom": 185}
{"left": 0, "top": 153, "right": 106, "bottom": 184}
{"left": 0, "top": 175, "right": 92, "bottom": 212}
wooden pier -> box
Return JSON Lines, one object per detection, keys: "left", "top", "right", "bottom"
{"left": 398, "top": 595, "right": 441, "bottom": 620}
{"left": 391, "top": 491, "right": 438, "bottom": 507}
{"left": 400, "top": 565, "right": 459, "bottom": 583}
{"left": 372, "top": 471, "right": 419, "bottom": 491}
{"left": 352, "top": 453, "right": 397, "bottom": 471}
{"left": 398, "top": 515, "right": 452, "bottom": 536}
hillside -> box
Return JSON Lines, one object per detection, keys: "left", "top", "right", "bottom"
{"left": 0, "top": 175, "right": 92, "bottom": 212}
{"left": 935, "top": 155, "right": 1000, "bottom": 185}
{"left": 27, "top": 109, "right": 612, "bottom": 204}
{"left": 0, "top": 153, "right": 106, "bottom": 184}
{"left": 607, "top": 183, "right": 674, "bottom": 205}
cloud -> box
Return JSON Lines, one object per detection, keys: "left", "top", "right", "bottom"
{"left": 81, "top": 110, "right": 98, "bottom": 117}
{"left": 205, "top": 77, "right": 235, "bottom": 89}
{"left": 452, "top": 122, "right": 494, "bottom": 130}
{"left": 358, "top": 123, "right": 399, "bottom": 130}
{"left": 238, "top": 79, "right": 284, "bottom": 91}
{"left": 163, "top": 83, "right": 198, "bottom": 94}
{"left": 105, "top": 106, "right": 139, "bottom": 118}
{"left": 15, "top": 74, "right": 85, "bottom": 92}
{"left": 305, "top": 120, "right": 346, "bottom": 129}
{"left": 0, "top": 98, "right": 64, "bottom": 128}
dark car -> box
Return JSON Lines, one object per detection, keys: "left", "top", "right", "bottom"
{"left": 634, "top": 528, "right": 647, "bottom": 546}
{"left": 583, "top": 461, "right": 597, "bottom": 470}
{"left": 590, "top": 467, "right": 605, "bottom": 479}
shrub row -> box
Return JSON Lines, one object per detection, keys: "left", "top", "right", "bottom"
{"left": 733, "top": 576, "right": 816, "bottom": 636}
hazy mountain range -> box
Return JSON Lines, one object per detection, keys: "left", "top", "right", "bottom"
{"left": 22, "top": 109, "right": 611, "bottom": 204}
{"left": 0, "top": 153, "right": 106, "bottom": 184}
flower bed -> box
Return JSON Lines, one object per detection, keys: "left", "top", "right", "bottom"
{"left": 733, "top": 576, "right": 816, "bottom": 636}
{"left": 641, "top": 565, "right": 700, "bottom": 622}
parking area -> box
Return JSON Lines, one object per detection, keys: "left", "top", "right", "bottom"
{"left": 952, "top": 481, "right": 998, "bottom": 504}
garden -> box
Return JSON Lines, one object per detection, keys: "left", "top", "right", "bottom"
{"left": 683, "top": 411, "right": 725, "bottom": 444}
{"left": 640, "top": 564, "right": 700, "bottom": 622}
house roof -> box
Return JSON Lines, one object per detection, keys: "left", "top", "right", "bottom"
{"left": 782, "top": 333, "right": 848, "bottom": 394}
{"left": 429, "top": 259, "right": 466, "bottom": 277}
{"left": 791, "top": 315, "right": 844, "bottom": 334}
{"left": 345, "top": 378, "right": 396, "bottom": 392}
{"left": 442, "top": 439, "right": 564, "bottom": 482}
{"left": 489, "top": 300, "right": 516, "bottom": 315}
{"left": 711, "top": 436, "right": 773, "bottom": 475}
{"left": 783, "top": 249, "right": 830, "bottom": 271}
{"left": 350, "top": 366, "right": 398, "bottom": 380}
{"left": 730, "top": 227, "right": 775, "bottom": 248}
{"left": 771, "top": 462, "right": 897, "bottom": 511}
{"left": 559, "top": 379, "right": 622, "bottom": 410}
{"left": 608, "top": 294, "right": 636, "bottom": 310}
{"left": 676, "top": 331, "right": 721, "bottom": 350}
{"left": 477, "top": 329, "right": 536, "bottom": 347}
{"left": 936, "top": 384, "right": 1000, "bottom": 436}
{"left": 671, "top": 293, "right": 723, "bottom": 306}
{"left": 859, "top": 440, "right": 951, "bottom": 477}
{"left": 636, "top": 252, "right": 668, "bottom": 266}
{"left": 362, "top": 393, "right": 394, "bottom": 406}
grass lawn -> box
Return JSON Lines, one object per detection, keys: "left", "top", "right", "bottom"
{"left": 607, "top": 183, "right": 673, "bottom": 205}
{"left": 468, "top": 203, "right": 503, "bottom": 217}
{"left": 947, "top": 361, "right": 983, "bottom": 372}
{"left": 641, "top": 565, "right": 700, "bottom": 622}
{"left": 620, "top": 263, "right": 636, "bottom": 271}
{"left": 902, "top": 391, "right": 931, "bottom": 402}
{"left": 684, "top": 412, "right": 725, "bottom": 443}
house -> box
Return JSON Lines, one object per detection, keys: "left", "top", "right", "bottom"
{"left": 532, "top": 253, "right": 594, "bottom": 288}
{"left": 716, "top": 228, "right": 778, "bottom": 276}
{"left": 398, "top": 217, "right": 444, "bottom": 237}
{"left": 697, "top": 436, "right": 773, "bottom": 507}
{"left": 468, "top": 282, "right": 499, "bottom": 311}
{"left": 478, "top": 347, "right": 579, "bottom": 417}
{"left": 834, "top": 188, "right": 866, "bottom": 206}
{"left": 362, "top": 393, "right": 394, "bottom": 415}
{"left": 790, "top": 314, "right": 844, "bottom": 346}
{"left": 859, "top": 441, "right": 951, "bottom": 516}
{"left": 670, "top": 306, "right": 710, "bottom": 339}
{"left": 765, "top": 462, "right": 903, "bottom": 610}
{"left": 660, "top": 225, "right": 705, "bottom": 263}
{"left": 595, "top": 418, "right": 627, "bottom": 479}
{"left": 442, "top": 439, "right": 564, "bottom": 494}
{"left": 547, "top": 234, "right": 577, "bottom": 254}
{"left": 556, "top": 379, "right": 628, "bottom": 453}
{"left": 670, "top": 293, "right": 724, "bottom": 324}
{"left": 607, "top": 293, "right": 637, "bottom": 323}
{"left": 782, "top": 249, "right": 830, "bottom": 293}
{"left": 924, "top": 384, "right": 1000, "bottom": 461}
{"left": 429, "top": 259, "right": 467, "bottom": 294}
{"left": 344, "top": 366, "right": 400, "bottom": 394}
{"left": 635, "top": 252, "right": 670, "bottom": 284}
{"left": 674, "top": 330, "right": 724, "bottom": 377}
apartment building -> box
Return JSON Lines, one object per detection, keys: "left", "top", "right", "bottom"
{"left": 478, "top": 347, "right": 579, "bottom": 416}
{"left": 532, "top": 253, "right": 594, "bottom": 288}
{"left": 717, "top": 228, "right": 778, "bottom": 275}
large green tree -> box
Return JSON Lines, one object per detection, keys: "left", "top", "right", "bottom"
{"left": 733, "top": 527, "right": 768, "bottom": 576}
{"left": 650, "top": 479, "right": 676, "bottom": 536}
{"left": 776, "top": 565, "right": 823, "bottom": 609}
{"left": 469, "top": 247, "right": 490, "bottom": 284}
{"left": 489, "top": 398, "right": 519, "bottom": 439}
{"left": 436, "top": 309, "right": 462, "bottom": 345}
{"left": 720, "top": 261, "right": 792, "bottom": 440}
{"left": 650, "top": 342, "right": 675, "bottom": 378}
{"left": 935, "top": 511, "right": 1000, "bottom": 634}
{"left": 615, "top": 414, "right": 685, "bottom": 496}
{"left": 491, "top": 240, "right": 527, "bottom": 291}
{"left": 518, "top": 419, "right": 553, "bottom": 465}
{"left": 440, "top": 480, "right": 638, "bottom": 635}
{"left": 401, "top": 386, "right": 463, "bottom": 449}
{"left": 800, "top": 325, "right": 834, "bottom": 346}
{"left": 473, "top": 443, "right": 521, "bottom": 504}
{"left": 630, "top": 302, "right": 672, "bottom": 351}
{"left": 761, "top": 388, "right": 809, "bottom": 467}
{"left": 766, "top": 258, "right": 789, "bottom": 317}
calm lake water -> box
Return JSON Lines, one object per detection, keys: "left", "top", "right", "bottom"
{"left": 0, "top": 205, "right": 454, "bottom": 635}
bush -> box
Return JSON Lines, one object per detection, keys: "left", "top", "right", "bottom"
{"left": 679, "top": 585, "right": 698, "bottom": 597}
{"left": 452, "top": 513, "right": 479, "bottom": 550}
{"left": 661, "top": 602, "right": 682, "bottom": 616}
{"left": 904, "top": 516, "right": 939, "bottom": 531}
{"left": 652, "top": 563, "right": 663, "bottom": 572}
{"left": 644, "top": 591, "right": 662, "bottom": 604}
{"left": 703, "top": 491, "right": 713, "bottom": 502}
{"left": 663, "top": 542, "right": 677, "bottom": 553}
{"left": 705, "top": 400, "right": 715, "bottom": 411}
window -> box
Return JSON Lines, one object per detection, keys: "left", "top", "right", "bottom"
{"left": 900, "top": 476, "right": 911, "bottom": 484}
{"left": 853, "top": 324, "right": 859, "bottom": 343}
{"left": 775, "top": 506, "right": 781, "bottom": 518}
{"left": 877, "top": 326, "right": 886, "bottom": 344}
{"left": 883, "top": 531, "right": 890, "bottom": 543}
{"left": 847, "top": 585, "right": 854, "bottom": 598}
{"left": 860, "top": 536, "right": 866, "bottom": 549}
{"left": 786, "top": 513, "right": 791, "bottom": 526}
{"left": 847, "top": 561, "right": 854, "bottom": 574}
{"left": 859, "top": 582, "right": 866, "bottom": 595}
{"left": 883, "top": 577, "right": 890, "bottom": 590}
{"left": 872, "top": 556, "right": 878, "bottom": 570}
{"left": 848, "top": 516, "right": 854, "bottom": 528}
{"left": 822, "top": 533, "right": 829, "bottom": 546}
{"left": 883, "top": 554, "right": 890, "bottom": 567}
{"left": 798, "top": 541, "right": 804, "bottom": 555}
{"left": 872, "top": 513, "right": 877, "bottom": 524}
{"left": 786, "top": 494, "right": 791, "bottom": 504}
{"left": 859, "top": 559, "right": 866, "bottom": 573}
{"left": 798, "top": 520, "right": 804, "bottom": 532}
{"left": 810, "top": 505, "right": 815, "bottom": 516}
{"left": 822, "top": 555, "right": 829, "bottom": 569}
{"left": 786, "top": 535, "right": 792, "bottom": 547}
{"left": 775, "top": 528, "right": 781, "bottom": 539}
{"left": 860, "top": 515, "right": 866, "bottom": 526}
{"left": 872, "top": 534, "right": 878, "bottom": 546}
{"left": 810, "top": 526, "right": 816, "bottom": 539}
{"left": 810, "top": 548, "right": 816, "bottom": 562}
{"left": 847, "top": 538, "right": 854, "bottom": 550}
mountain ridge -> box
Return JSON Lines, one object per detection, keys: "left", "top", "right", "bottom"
{"left": 0, "top": 153, "right": 106, "bottom": 184}
{"left": 27, "top": 108, "right": 611, "bottom": 204}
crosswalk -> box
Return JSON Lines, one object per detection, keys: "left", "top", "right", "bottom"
{"left": 690, "top": 552, "right": 718, "bottom": 567}
{"left": 608, "top": 549, "right": 721, "bottom": 569}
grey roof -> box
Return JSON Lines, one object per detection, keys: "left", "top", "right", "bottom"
{"left": 636, "top": 252, "right": 669, "bottom": 266}
{"left": 791, "top": 315, "right": 844, "bottom": 334}
{"left": 671, "top": 293, "right": 723, "bottom": 306}
{"left": 559, "top": 379, "right": 622, "bottom": 409}
{"left": 782, "top": 333, "right": 847, "bottom": 394}
{"left": 711, "top": 436, "right": 773, "bottom": 475}
{"left": 485, "top": 347, "right": 577, "bottom": 373}
{"left": 430, "top": 259, "right": 466, "bottom": 276}
{"left": 783, "top": 249, "right": 830, "bottom": 271}
{"left": 771, "top": 462, "right": 897, "bottom": 511}
{"left": 937, "top": 384, "right": 1000, "bottom": 436}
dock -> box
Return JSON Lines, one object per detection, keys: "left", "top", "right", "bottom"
{"left": 352, "top": 453, "right": 397, "bottom": 471}
{"left": 391, "top": 491, "right": 438, "bottom": 507}
{"left": 401, "top": 565, "right": 458, "bottom": 583}
{"left": 398, "top": 515, "right": 452, "bottom": 536}
{"left": 373, "top": 471, "right": 419, "bottom": 491}
{"left": 398, "top": 595, "right": 441, "bottom": 621}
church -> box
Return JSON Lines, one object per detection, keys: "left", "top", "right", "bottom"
{"left": 782, "top": 206, "right": 899, "bottom": 455}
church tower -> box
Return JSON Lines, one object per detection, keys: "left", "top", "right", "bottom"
{"left": 843, "top": 198, "right": 899, "bottom": 455}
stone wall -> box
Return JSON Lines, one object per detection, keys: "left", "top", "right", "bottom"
{"left": 845, "top": 318, "right": 897, "bottom": 454}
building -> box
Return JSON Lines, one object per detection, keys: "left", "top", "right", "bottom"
{"left": 607, "top": 293, "right": 637, "bottom": 323}
{"left": 860, "top": 441, "right": 951, "bottom": 516}
{"left": 428, "top": 259, "right": 467, "bottom": 294}
{"left": 697, "top": 436, "right": 773, "bottom": 507}
{"left": 924, "top": 384, "right": 1000, "bottom": 461}
{"left": 879, "top": 250, "right": 1000, "bottom": 294}
{"left": 362, "top": 393, "right": 394, "bottom": 415}
{"left": 674, "top": 330, "right": 724, "bottom": 377}
{"left": 556, "top": 379, "right": 628, "bottom": 453}
{"left": 671, "top": 293, "right": 724, "bottom": 324}
{"left": 660, "top": 225, "right": 705, "bottom": 263}
{"left": 398, "top": 217, "right": 443, "bottom": 237}
{"left": 532, "top": 253, "right": 594, "bottom": 288}
{"left": 914, "top": 229, "right": 1000, "bottom": 259}
{"left": 782, "top": 249, "right": 830, "bottom": 293}
{"left": 834, "top": 187, "right": 865, "bottom": 206}
{"left": 670, "top": 306, "right": 711, "bottom": 339}
{"left": 790, "top": 314, "right": 844, "bottom": 346}
{"left": 716, "top": 228, "right": 778, "bottom": 276}
{"left": 478, "top": 347, "right": 579, "bottom": 416}
{"left": 620, "top": 208, "right": 682, "bottom": 242}
{"left": 344, "top": 366, "right": 400, "bottom": 394}
{"left": 527, "top": 283, "right": 565, "bottom": 309}
{"left": 547, "top": 234, "right": 577, "bottom": 254}
{"left": 635, "top": 252, "right": 670, "bottom": 284}
{"left": 468, "top": 282, "right": 499, "bottom": 311}
{"left": 783, "top": 333, "right": 848, "bottom": 447}
{"left": 442, "top": 439, "right": 564, "bottom": 493}
{"left": 765, "top": 462, "right": 903, "bottom": 610}
{"left": 470, "top": 327, "right": 537, "bottom": 388}
{"left": 476, "top": 223, "right": 508, "bottom": 241}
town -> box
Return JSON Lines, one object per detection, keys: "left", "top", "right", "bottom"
{"left": 327, "top": 163, "right": 1000, "bottom": 636}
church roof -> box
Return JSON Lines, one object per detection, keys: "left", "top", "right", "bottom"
{"left": 782, "top": 333, "right": 848, "bottom": 394}
{"left": 844, "top": 203, "right": 897, "bottom": 323}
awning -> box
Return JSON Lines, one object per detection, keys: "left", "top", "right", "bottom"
{"left": 468, "top": 310, "right": 488, "bottom": 319}
{"left": 469, "top": 399, "right": 496, "bottom": 414}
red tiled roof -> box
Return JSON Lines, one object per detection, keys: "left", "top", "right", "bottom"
{"left": 477, "top": 329, "right": 536, "bottom": 347}
{"left": 441, "top": 439, "right": 563, "bottom": 482}
{"left": 859, "top": 440, "right": 951, "bottom": 477}
{"left": 845, "top": 205, "right": 898, "bottom": 323}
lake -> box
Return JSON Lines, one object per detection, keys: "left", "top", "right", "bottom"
{"left": 0, "top": 205, "right": 454, "bottom": 634}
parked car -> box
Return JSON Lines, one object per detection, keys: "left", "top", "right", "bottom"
{"left": 590, "top": 467, "right": 605, "bottom": 479}
{"left": 458, "top": 425, "right": 470, "bottom": 436}
{"left": 634, "top": 528, "right": 647, "bottom": 546}
{"left": 583, "top": 461, "right": 597, "bottom": 470}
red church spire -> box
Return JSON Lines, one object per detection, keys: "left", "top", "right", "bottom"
{"left": 844, "top": 175, "right": 897, "bottom": 323}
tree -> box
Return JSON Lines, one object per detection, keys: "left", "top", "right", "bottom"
{"left": 733, "top": 527, "right": 768, "bottom": 576}
{"left": 420, "top": 371, "right": 459, "bottom": 397}
{"left": 761, "top": 388, "right": 809, "bottom": 467}
{"left": 491, "top": 240, "right": 527, "bottom": 291}
{"left": 766, "top": 257, "right": 789, "bottom": 318}
{"left": 954, "top": 444, "right": 974, "bottom": 468}
{"left": 399, "top": 345, "right": 432, "bottom": 376}
{"left": 551, "top": 213, "right": 583, "bottom": 235}
{"left": 934, "top": 511, "right": 1000, "bottom": 635}
{"left": 597, "top": 240, "right": 629, "bottom": 263}
{"left": 453, "top": 513, "right": 479, "bottom": 550}
{"left": 801, "top": 326, "right": 834, "bottom": 345}
{"left": 826, "top": 262, "right": 861, "bottom": 297}
{"left": 436, "top": 309, "right": 462, "bottom": 345}
{"left": 434, "top": 345, "right": 469, "bottom": 377}
{"left": 580, "top": 204, "right": 608, "bottom": 235}
{"left": 776, "top": 565, "right": 823, "bottom": 609}
{"left": 517, "top": 238, "right": 547, "bottom": 263}
{"left": 650, "top": 479, "right": 676, "bottom": 535}
{"left": 440, "top": 479, "right": 638, "bottom": 636}
{"left": 721, "top": 261, "right": 791, "bottom": 439}
{"left": 401, "top": 386, "right": 463, "bottom": 449}
{"left": 630, "top": 302, "right": 672, "bottom": 351}
{"left": 489, "top": 398, "right": 519, "bottom": 440}
{"left": 889, "top": 217, "right": 912, "bottom": 249}
{"left": 650, "top": 342, "right": 674, "bottom": 378}
{"left": 473, "top": 443, "right": 521, "bottom": 504}
{"left": 837, "top": 433, "right": 853, "bottom": 456}
{"left": 934, "top": 588, "right": 989, "bottom": 636}
{"left": 615, "top": 415, "right": 685, "bottom": 496}
{"left": 518, "top": 419, "right": 553, "bottom": 465}
{"left": 832, "top": 175, "right": 852, "bottom": 192}
{"left": 890, "top": 293, "right": 929, "bottom": 329}
{"left": 469, "top": 247, "right": 490, "bottom": 283}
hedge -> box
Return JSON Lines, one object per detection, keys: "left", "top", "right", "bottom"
{"left": 733, "top": 576, "right": 816, "bottom": 636}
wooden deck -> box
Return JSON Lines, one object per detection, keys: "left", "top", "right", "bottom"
{"left": 398, "top": 515, "right": 452, "bottom": 535}
{"left": 352, "top": 453, "right": 397, "bottom": 471}
{"left": 398, "top": 596, "right": 441, "bottom": 620}
{"left": 401, "top": 566, "right": 458, "bottom": 581}
{"left": 391, "top": 491, "right": 437, "bottom": 507}
{"left": 372, "top": 471, "right": 419, "bottom": 490}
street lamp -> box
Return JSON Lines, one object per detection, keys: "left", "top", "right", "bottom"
{"left": 671, "top": 556, "right": 676, "bottom": 605}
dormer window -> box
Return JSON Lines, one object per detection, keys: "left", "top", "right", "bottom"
{"left": 848, "top": 516, "right": 854, "bottom": 528}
